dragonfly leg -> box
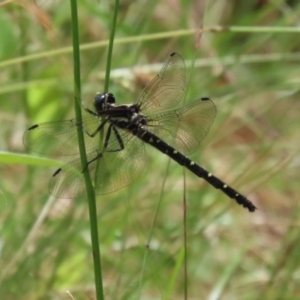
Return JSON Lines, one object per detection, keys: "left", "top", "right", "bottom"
{"left": 81, "top": 150, "right": 103, "bottom": 172}
{"left": 83, "top": 118, "right": 109, "bottom": 137}
{"left": 82, "top": 101, "right": 97, "bottom": 116}
{"left": 103, "top": 124, "right": 125, "bottom": 152}
{"left": 82, "top": 124, "right": 126, "bottom": 173}
{"left": 111, "top": 126, "right": 124, "bottom": 151}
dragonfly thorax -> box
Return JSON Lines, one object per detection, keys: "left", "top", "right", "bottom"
{"left": 110, "top": 104, "right": 147, "bottom": 131}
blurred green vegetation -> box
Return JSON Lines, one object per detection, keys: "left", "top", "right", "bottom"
{"left": 1, "top": 0, "right": 300, "bottom": 299}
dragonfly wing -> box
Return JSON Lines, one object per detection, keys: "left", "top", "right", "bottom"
{"left": 93, "top": 134, "right": 147, "bottom": 194}
{"left": 146, "top": 98, "right": 217, "bottom": 155}
{"left": 49, "top": 156, "right": 87, "bottom": 199}
{"left": 137, "top": 52, "right": 186, "bottom": 114}
{"left": 23, "top": 114, "right": 102, "bottom": 156}
{"left": 48, "top": 134, "right": 147, "bottom": 198}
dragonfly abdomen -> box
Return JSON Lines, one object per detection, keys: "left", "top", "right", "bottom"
{"left": 136, "top": 128, "right": 256, "bottom": 212}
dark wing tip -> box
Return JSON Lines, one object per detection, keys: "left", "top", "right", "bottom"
{"left": 28, "top": 124, "right": 39, "bottom": 130}
{"left": 201, "top": 97, "right": 210, "bottom": 101}
{"left": 52, "top": 168, "right": 62, "bottom": 177}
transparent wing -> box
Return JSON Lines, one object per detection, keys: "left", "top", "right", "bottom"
{"left": 93, "top": 134, "right": 146, "bottom": 195}
{"left": 23, "top": 114, "right": 105, "bottom": 156}
{"left": 49, "top": 157, "right": 87, "bottom": 199}
{"left": 49, "top": 133, "right": 147, "bottom": 199}
{"left": 145, "top": 98, "right": 217, "bottom": 155}
{"left": 137, "top": 52, "right": 186, "bottom": 114}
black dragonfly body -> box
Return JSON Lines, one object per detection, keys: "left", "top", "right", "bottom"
{"left": 23, "top": 52, "right": 256, "bottom": 212}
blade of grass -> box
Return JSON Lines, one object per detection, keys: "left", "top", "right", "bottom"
{"left": 163, "top": 248, "right": 185, "bottom": 300}
{"left": 138, "top": 159, "right": 171, "bottom": 299}
{"left": 2, "top": 26, "right": 300, "bottom": 68}
{"left": 183, "top": 168, "right": 188, "bottom": 300}
{"left": 104, "top": 0, "right": 119, "bottom": 92}
{"left": 69, "top": 1, "right": 104, "bottom": 299}
{"left": 208, "top": 250, "right": 246, "bottom": 300}
{"left": 0, "top": 152, "right": 61, "bottom": 167}
{"left": 94, "top": 0, "right": 120, "bottom": 187}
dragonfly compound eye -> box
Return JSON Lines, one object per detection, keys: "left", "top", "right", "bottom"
{"left": 94, "top": 92, "right": 115, "bottom": 112}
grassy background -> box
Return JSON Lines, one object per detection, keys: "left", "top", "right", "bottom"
{"left": 1, "top": 0, "right": 300, "bottom": 299}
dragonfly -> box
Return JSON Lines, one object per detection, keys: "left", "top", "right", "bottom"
{"left": 23, "top": 52, "right": 256, "bottom": 212}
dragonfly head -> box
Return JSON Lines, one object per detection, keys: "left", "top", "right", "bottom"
{"left": 94, "top": 92, "right": 116, "bottom": 113}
